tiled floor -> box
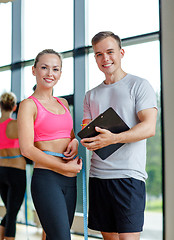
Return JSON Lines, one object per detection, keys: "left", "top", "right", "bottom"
{"left": 15, "top": 224, "right": 99, "bottom": 240}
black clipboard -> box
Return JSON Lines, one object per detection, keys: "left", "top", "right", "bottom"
{"left": 78, "top": 107, "right": 130, "bottom": 160}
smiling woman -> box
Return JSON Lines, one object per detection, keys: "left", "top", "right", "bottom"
{"left": 17, "top": 49, "right": 82, "bottom": 240}
{"left": 32, "top": 50, "right": 62, "bottom": 90}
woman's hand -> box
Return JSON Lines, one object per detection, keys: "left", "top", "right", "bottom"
{"left": 58, "top": 156, "right": 82, "bottom": 177}
{"left": 66, "top": 156, "right": 82, "bottom": 173}
{"left": 63, "top": 138, "right": 79, "bottom": 160}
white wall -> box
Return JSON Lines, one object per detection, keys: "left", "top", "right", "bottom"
{"left": 161, "top": 0, "right": 174, "bottom": 239}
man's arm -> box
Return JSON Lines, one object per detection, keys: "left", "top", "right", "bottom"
{"left": 81, "top": 108, "right": 157, "bottom": 151}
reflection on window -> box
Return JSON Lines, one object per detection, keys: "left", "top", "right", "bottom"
{"left": 0, "top": 71, "right": 11, "bottom": 95}
{"left": 23, "top": 0, "right": 73, "bottom": 61}
{"left": 88, "top": 0, "right": 159, "bottom": 44}
{"left": 88, "top": 41, "right": 162, "bottom": 240}
{"left": 0, "top": 3, "right": 11, "bottom": 66}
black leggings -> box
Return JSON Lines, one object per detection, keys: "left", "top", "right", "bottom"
{"left": 0, "top": 167, "right": 26, "bottom": 237}
{"left": 31, "top": 168, "right": 77, "bottom": 240}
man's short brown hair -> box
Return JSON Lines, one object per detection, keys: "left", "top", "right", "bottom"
{"left": 92, "top": 31, "right": 122, "bottom": 49}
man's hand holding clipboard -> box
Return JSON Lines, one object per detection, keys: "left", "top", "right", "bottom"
{"left": 78, "top": 107, "right": 130, "bottom": 160}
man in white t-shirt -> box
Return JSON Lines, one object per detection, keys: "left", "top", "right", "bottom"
{"left": 81, "top": 31, "right": 157, "bottom": 240}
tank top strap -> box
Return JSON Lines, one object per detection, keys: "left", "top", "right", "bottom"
{"left": 54, "top": 97, "right": 69, "bottom": 113}
{"left": 28, "top": 96, "right": 42, "bottom": 106}
{"left": 0, "top": 118, "right": 11, "bottom": 125}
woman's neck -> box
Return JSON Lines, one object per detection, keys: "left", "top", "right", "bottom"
{"left": 33, "top": 88, "right": 53, "bottom": 100}
{"left": 0, "top": 111, "right": 12, "bottom": 122}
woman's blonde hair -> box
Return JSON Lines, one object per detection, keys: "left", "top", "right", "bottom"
{"left": 0, "top": 92, "right": 17, "bottom": 111}
{"left": 33, "top": 49, "right": 62, "bottom": 69}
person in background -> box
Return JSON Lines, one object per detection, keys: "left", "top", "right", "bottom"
{"left": 17, "top": 49, "right": 82, "bottom": 240}
{"left": 0, "top": 92, "right": 26, "bottom": 240}
{"left": 81, "top": 31, "right": 158, "bottom": 240}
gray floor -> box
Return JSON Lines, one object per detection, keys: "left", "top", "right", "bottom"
{"left": 8, "top": 211, "right": 163, "bottom": 240}
{"left": 15, "top": 224, "right": 98, "bottom": 240}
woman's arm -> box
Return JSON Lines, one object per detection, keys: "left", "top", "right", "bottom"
{"left": 17, "top": 99, "right": 82, "bottom": 175}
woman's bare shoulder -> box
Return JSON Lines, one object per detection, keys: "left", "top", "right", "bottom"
{"left": 59, "top": 97, "right": 69, "bottom": 108}
{"left": 18, "top": 98, "right": 37, "bottom": 113}
{"left": 19, "top": 98, "right": 35, "bottom": 107}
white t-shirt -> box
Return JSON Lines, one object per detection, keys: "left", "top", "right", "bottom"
{"left": 83, "top": 73, "right": 157, "bottom": 182}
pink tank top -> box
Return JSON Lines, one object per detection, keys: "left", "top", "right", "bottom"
{"left": 0, "top": 118, "right": 20, "bottom": 149}
{"left": 29, "top": 96, "right": 73, "bottom": 142}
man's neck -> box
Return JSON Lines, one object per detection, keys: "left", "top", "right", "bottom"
{"left": 104, "top": 70, "right": 127, "bottom": 85}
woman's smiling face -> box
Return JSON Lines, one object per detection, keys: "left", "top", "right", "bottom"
{"left": 32, "top": 53, "right": 62, "bottom": 88}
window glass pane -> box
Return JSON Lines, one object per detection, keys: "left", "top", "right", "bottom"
{"left": 0, "top": 3, "right": 11, "bottom": 66}
{"left": 88, "top": 41, "right": 162, "bottom": 240}
{"left": 122, "top": 41, "right": 161, "bottom": 93}
{"left": 88, "top": 53, "right": 105, "bottom": 90}
{"left": 88, "top": 0, "right": 159, "bottom": 45}
{"left": 23, "top": 65, "right": 36, "bottom": 99}
{"left": 123, "top": 41, "right": 162, "bottom": 240}
{"left": 54, "top": 57, "right": 74, "bottom": 97}
{"left": 23, "top": 0, "right": 73, "bottom": 61}
{"left": 0, "top": 71, "right": 11, "bottom": 95}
